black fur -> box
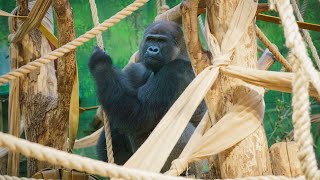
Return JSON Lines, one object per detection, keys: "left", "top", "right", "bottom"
{"left": 89, "top": 21, "right": 206, "bottom": 170}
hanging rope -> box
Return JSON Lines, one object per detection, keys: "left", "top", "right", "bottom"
{"left": 256, "top": 26, "right": 292, "bottom": 72}
{"left": 88, "top": 0, "right": 104, "bottom": 49}
{"left": 291, "top": 0, "right": 320, "bottom": 69}
{"left": 276, "top": 0, "right": 320, "bottom": 179}
{"left": 103, "top": 111, "right": 114, "bottom": 163}
{"left": 156, "top": 0, "right": 169, "bottom": 15}
{"left": 88, "top": 0, "right": 114, "bottom": 164}
{"left": 0, "top": 0, "right": 149, "bottom": 86}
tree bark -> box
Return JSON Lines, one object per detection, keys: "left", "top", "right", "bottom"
{"left": 15, "top": 4, "right": 58, "bottom": 175}
{"left": 207, "top": 1, "right": 271, "bottom": 178}
{"left": 270, "top": 142, "right": 302, "bottom": 177}
{"left": 7, "top": 0, "right": 28, "bottom": 176}
{"left": 9, "top": 0, "right": 75, "bottom": 176}
{"left": 52, "top": 0, "right": 77, "bottom": 152}
{"left": 182, "top": 0, "right": 271, "bottom": 178}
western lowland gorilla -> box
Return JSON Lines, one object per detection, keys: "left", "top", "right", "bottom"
{"left": 88, "top": 20, "right": 206, "bottom": 172}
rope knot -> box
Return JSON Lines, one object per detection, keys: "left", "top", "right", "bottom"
{"left": 211, "top": 53, "right": 232, "bottom": 67}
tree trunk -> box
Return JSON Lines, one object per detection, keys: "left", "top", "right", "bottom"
{"left": 182, "top": 0, "right": 272, "bottom": 178}
{"left": 52, "top": 0, "right": 77, "bottom": 152}
{"left": 206, "top": 1, "right": 271, "bottom": 178}
{"left": 9, "top": 0, "right": 75, "bottom": 176}
{"left": 14, "top": 5, "right": 57, "bottom": 176}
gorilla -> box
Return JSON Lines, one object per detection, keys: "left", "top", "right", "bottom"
{"left": 88, "top": 20, "right": 206, "bottom": 172}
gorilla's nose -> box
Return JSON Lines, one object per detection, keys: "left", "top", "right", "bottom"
{"left": 147, "top": 46, "right": 160, "bottom": 55}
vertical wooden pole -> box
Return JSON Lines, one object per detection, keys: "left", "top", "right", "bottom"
{"left": 52, "top": 0, "right": 77, "bottom": 152}
{"left": 182, "top": 0, "right": 272, "bottom": 178}
{"left": 206, "top": 1, "right": 271, "bottom": 178}
{"left": 8, "top": 0, "right": 76, "bottom": 176}
{"left": 7, "top": 0, "right": 28, "bottom": 176}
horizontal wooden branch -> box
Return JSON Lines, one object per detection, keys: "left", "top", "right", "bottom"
{"left": 257, "top": 13, "right": 320, "bottom": 32}
{"left": 156, "top": 3, "right": 319, "bottom": 32}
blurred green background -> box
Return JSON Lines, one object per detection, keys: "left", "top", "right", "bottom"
{"left": 0, "top": 0, "right": 320, "bottom": 177}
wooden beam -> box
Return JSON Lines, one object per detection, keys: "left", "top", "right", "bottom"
{"left": 257, "top": 13, "right": 320, "bottom": 32}
{"left": 156, "top": 3, "right": 320, "bottom": 32}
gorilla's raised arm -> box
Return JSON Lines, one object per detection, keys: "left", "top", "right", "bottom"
{"left": 88, "top": 47, "right": 195, "bottom": 134}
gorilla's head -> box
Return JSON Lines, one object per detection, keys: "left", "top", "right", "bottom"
{"left": 139, "top": 20, "right": 188, "bottom": 72}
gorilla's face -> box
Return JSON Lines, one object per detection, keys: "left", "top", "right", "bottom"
{"left": 139, "top": 21, "right": 186, "bottom": 72}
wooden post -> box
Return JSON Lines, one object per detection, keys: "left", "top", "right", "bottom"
{"left": 9, "top": 0, "right": 75, "bottom": 176}
{"left": 7, "top": 0, "right": 28, "bottom": 176}
{"left": 181, "top": 0, "right": 272, "bottom": 178}
{"left": 270, "top": 142, "right": 302, "bottom": 177}
{"left": 11, "top": 1, "right": 58, "bottom": 175}
{"left": 52, "top": 0, "right": 77, "bottom": 153}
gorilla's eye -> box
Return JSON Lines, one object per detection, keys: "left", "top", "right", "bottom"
{"left": 146, "top": 34, "right": 168, "bottom": 43}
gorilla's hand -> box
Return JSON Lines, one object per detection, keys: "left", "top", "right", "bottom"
{"left": 88, "top": 46, "right": 113, "bottom": 75}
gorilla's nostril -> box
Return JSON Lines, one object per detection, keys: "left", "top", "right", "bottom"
{"left": 147, "top": 46, "right": 160, "bottom": 55}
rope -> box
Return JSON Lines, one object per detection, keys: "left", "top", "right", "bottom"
{"left": 291, "top": 0, "right": 320, "bottom": 69}
{"left": 255, "top": 26, "right": 292, "bottom": 72}
{"left": 0, "top": 175, "right": 39, "bottom": 180}
{"left": 103, "top": 111, "right": 114, "bottom": 164}
{"left": 0, "top": 132, "right": 186, "bottom": 180}
{"left": 88, "top": 0, "right": 104, "bottom": 49}
{"left": 277, "top": 0, "right": 320, "bottom": 180}
{"left": 0, "top": 0, "right": 149, "bottom": 86}
{"left": 156, "top": 0, "right": 169, "bottom": 15}
{"left": 300, "top": 0, "right": 308, "bottom": 17}
{"left": 88, "top": 0, "right": 114, "bottom": 163}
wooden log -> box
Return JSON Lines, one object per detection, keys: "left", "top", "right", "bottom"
{"left": 53, "top": 0, "right": 77, "bottom": 153}
{"left": 270, "top": 142, "right": 302, "bottom": 177}
{"left": 8, "top": 0, "right": 69, "bottom": 176}
{"left": 7, "top": 0, "right": 28, "bottom": 176}
{"left": 181, "top": 0, "right": 272, "bottom": 178}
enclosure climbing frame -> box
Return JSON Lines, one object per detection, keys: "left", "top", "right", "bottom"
{"left": 0, "top": 0, "right": 319, "bottom": 179}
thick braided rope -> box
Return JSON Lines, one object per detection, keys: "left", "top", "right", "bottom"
{"left": 289, "top": 53, "right": 318, "bottom": 180}
{"left": 291, "top": 0, "right": 320, "bottom": 69}
{"left": 0, "top": 0, "right": 149, "bottom": 86}
{"left": 103, "top": 111, "right": 114, "bottom": 164}
{"left": 277, "top": 0, "right": 320, "bottom": 179}
{"left": 255, "top": 26, "right": 292, "bottom": 72}
{"left": 89, "top": 0, "right": 104, "bottom": 49}
{"left": 0, "top": 175, "right": 39, "bottom": 180}
{"left": 276, "top": 0, "right": 320, "bottom": 97}
{"left": 0, "top": 132, "right": 186, "bottom": 180}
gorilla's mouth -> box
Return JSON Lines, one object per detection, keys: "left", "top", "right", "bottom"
{"left": 145, "top": 56, "right": 161, "bottom": 65}
{"left": 144, "top": 56, "right": 163, "bottom": 72}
